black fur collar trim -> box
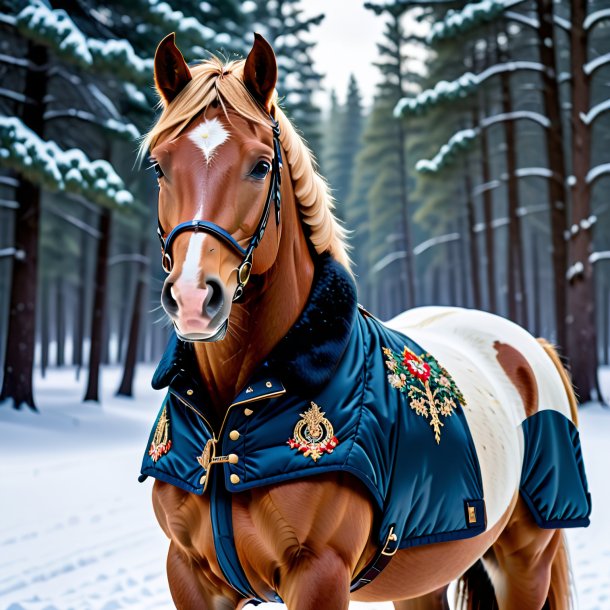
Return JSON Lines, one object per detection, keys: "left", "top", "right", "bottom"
{"left": 267, "top": 255, "right": 357, "bottom": 395}
{"left": 152, "top": 256, "right": 357, "bottom": 395}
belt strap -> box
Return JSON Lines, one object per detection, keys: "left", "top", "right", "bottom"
{"left": 350, "top": 525, "right": 399, "bottom": 592}
{"left": 209, "top": 470, "right": 261, "bottom": 601}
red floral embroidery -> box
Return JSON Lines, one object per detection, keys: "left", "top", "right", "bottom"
{"left": 402, "top": 349, "right": 431, "bottom": 382}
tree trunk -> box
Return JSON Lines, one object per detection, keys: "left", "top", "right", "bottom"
{"left": 531, "top": 229, "right": 541, "bottom": 336}
{"left": 500, "top": 67, "right": 527, "bottom": 325}
{"left": 83, "top": 208, "right": 111, "bottom": 402}
{"left": 536, "top": 0, "right": 569, "bottom": 350}
{"left": 464, "top": 161, "right": 482, "bottom": 309}
{"left": 566, "top": 0, "right": 598, "bottom": 401}
{"left": 40, "top": 277, "right": 49, "bottom": 379}
{"left": 116, "top": 240, "right": 149, "bottom": 397}
{"left": 73, "top": 228, "right": 88, "bottom": 379}
{"left": 479, "top": 113, "right": 497, "bottom": 313}
{"left": 55, "top": 273, "right": 65, "bottom": 367}
{"left": 395, "top": 14, "right": 417, "bottom": 309}
{"left": 0, "top": 43, "right": 48, "bottom": 410}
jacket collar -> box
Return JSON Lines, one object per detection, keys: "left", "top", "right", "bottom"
{"left": 152, "top": 255, "right": 357, "bottom": 399}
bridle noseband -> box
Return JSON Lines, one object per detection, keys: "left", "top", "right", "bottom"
{"left": 156, "top": 117, "right": 283, "bottom": 303}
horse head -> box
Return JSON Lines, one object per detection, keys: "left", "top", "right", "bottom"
{"left": 148, "top": 33, "right": 287, "bottom": 342}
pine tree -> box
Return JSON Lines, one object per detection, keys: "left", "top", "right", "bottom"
{"left": 357, "top": 2, "right": 426, "bottom": 313}
{"left": 0, "top": 0, "right": 246, "bottom": 407}
{"left": 322, "top": 76, "right": 364, "bottom": 220}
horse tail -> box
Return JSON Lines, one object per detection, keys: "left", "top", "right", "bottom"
{"left": 536, "top": 338, "right": 579, "bottom": 426}
{"left": 453, "top": 559, "right": 497, "bottom": 610}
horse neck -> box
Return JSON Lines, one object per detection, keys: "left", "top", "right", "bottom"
{"left": 193, "top": 177, "right": 314, "bottom": 416}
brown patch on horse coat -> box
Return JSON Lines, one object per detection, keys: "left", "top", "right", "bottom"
{"left": 494, "top": 341, "right": 539, "bottom": 416}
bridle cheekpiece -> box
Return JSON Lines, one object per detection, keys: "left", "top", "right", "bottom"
{"left": 156, "top": 116, "right": 283, "bottom": 303}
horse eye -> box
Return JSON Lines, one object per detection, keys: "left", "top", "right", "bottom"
{"left": 249, "top": 160, "right": 271, "bottom": 180}
{"left": 153, "top": 163, "right": 164, "bottom": 179}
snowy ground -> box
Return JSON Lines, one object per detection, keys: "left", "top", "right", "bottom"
{"left": 0, "top": 365, "right": 608, "bottom": 610}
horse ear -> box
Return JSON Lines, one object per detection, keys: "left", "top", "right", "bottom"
{"left": 154, "top": 33, "right": 192, "bottom": 106}
{"left": 243, "top": 33, "right": 277, "bottom": 112}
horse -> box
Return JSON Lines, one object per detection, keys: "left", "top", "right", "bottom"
{"left": 139, "top": 32, "right": 591, "bottom": 610}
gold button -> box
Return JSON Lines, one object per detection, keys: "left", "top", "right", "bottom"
{"left": 229, "top": 430, "right": 240, "bottom": 441}
{"left": 228, "top": 454, "right": 239, "bottom": 464}
{"left": 230, "top": 474, "right": 240, "bottom": 484}
{"left": 265, "top": 381, "right": 273, "bottom": 388}
{"left": 186, "top": 389, "right": 194, "bottom": 396}
{"left": 244, "top": 408, "right": 253, "bottom": 416}
{"left": 200, "top": 475, "right": 206, "bottom": 485}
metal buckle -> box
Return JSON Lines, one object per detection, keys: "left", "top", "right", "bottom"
{"left": 162, "top": 252, "right": 172, "bottom": 274}
{"left": 381, "top": 526, "right": 398, "bottom": 556}
{"left": 238, "top": 260, "right": 252, "bottom": 286}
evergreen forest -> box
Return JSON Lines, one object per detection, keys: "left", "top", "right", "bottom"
{"left": 1, "top": 0, "right": 609, "bottom": 409}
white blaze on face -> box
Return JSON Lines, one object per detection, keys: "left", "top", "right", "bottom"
{"left": 181, "top": 233, "right": 206, "bottom": 284}
{"left": 188, "top": 118, "right": 229, "bottom": 164}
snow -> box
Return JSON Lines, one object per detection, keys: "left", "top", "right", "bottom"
{"left": 590, "top": 252, "right": 610, "bottom": 265}
{"left": 584, "top": 8, "right": 610, "bottom": 31}
{"left": 16, "top": 1, "right": 152, "bottom": 84}
{"left": 566, "top": 261, "right": 585, "bottom": 281}
{"left": 584, "top": 52, "right": 610, "bottom": 76}
{"left": 1, "top": 364, "right": 609, "bottom": 610}
{"left": 427, "top": 0, "right": 525, "bottom": 44}
{"left": 0, "top": 117, "right": 134, "bottom": 207}
{"left": 395, "top": 62, "right": 546, "bottom": 118}
{"left": 415, "top": 128, "right": 477, "bottom": 174}
{"left": 586, "top": 164, "right": 610, "bottom": 186}
{"left": 580, "top": 99, "right": 610, "bottom": 126}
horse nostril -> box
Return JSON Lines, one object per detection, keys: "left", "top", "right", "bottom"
{"left": 204, "top": 279, "right": 224, "bottom": 318}
{"left": 161, "top": 282, "right": 178, "bottom": 315}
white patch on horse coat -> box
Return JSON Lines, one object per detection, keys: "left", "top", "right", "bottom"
{"left": 387, "top": 306, "right": 573, "bottom": 531}
{"left": 189, "top": 118, "right": 229, "bottom": 164}
{"left": 181, "top": 233, "right": 206, "bottom": 284}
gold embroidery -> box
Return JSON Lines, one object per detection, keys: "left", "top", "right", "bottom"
{"left": 287, "top": 402, "right": 339, "bottom": 462}
{"left": 149, "top": 405, "right": 172, "bottom": 462}
{"left": 383, "top": 346, "right": 466, "bottom": 444}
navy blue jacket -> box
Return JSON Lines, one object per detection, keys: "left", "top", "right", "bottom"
{"left": 140, "top": 256, "right": 590, "bottom": 599}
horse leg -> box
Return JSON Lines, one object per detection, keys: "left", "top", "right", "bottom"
{"left": 393, "top": 586, "right": 450, "bottom": 610}
{"left": 167, "top": 541, "right": 241, "bottom": 610}
{"left": 277, "top": 549, "right": 352, "bottom": 610}
{"left": 483, "top": 498, "right": 570, "bottom": 610}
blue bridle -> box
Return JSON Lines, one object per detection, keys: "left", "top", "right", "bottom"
{"left": 157, "top": 117, "right": 283, "bottom": 302}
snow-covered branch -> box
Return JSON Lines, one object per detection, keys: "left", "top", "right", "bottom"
{"left": 0, "top": 198, "right": 18, "bottom": 209}
{"left": 472, "top": 180, "right": 501, "bottom": 197}
{"left": 16, "top": 1, "right": 152, "bottom": 85}
{"left": 504, "top": 11, "right": 571, "bottom": 31}
{"left": 481, "top": 110, "right": 550, "bottom": 129}
{"left": 584, "top": 8, "right": 610, "bottom": 31}
{"left": 0, "top": 116, "right": 134, "bottom": 208}
{"left": 580, "top": 100, "right": 610, "bottom": 126}
{"left": 395, "top": 62, "right": 546, "bottom": 117}
{"left": 584, "top": 53, "right": 610, "bottom": 76}
{"left": 586, "top": 163, "right": 610, "bottom": 186}
{"left": 416, "top": 112, "right": 550, "bottom": 174}
{"left": 590, "top": 251, "right": 610, "bottom": 264}
{"left": 0, "top": 247, "right": 25, "bottom": 259}
{"left": 427, "top": 0, "right": 525, "bottom": 43}
{"left": 413, "top": 232, "right": 461, "bottom": 255}
{"left": 45, "top": 204, "right": 102, "bottom": 239}
{"left": 43, "top": 109, "right": 140, "bottom": 140}
{"left": 415, "top": 128, "right": 478, "bottom": 173}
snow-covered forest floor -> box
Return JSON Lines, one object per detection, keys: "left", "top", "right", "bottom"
{"left": 1, "top": 366, "right": 609, "bottom": 610}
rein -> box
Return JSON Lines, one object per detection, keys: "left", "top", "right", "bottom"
{"left": 156, "top": 116, "right": 283, "bottom": 304}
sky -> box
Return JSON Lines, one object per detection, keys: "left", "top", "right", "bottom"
{"left": 301, "top": 0, "right": 387, "bottom": 110}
